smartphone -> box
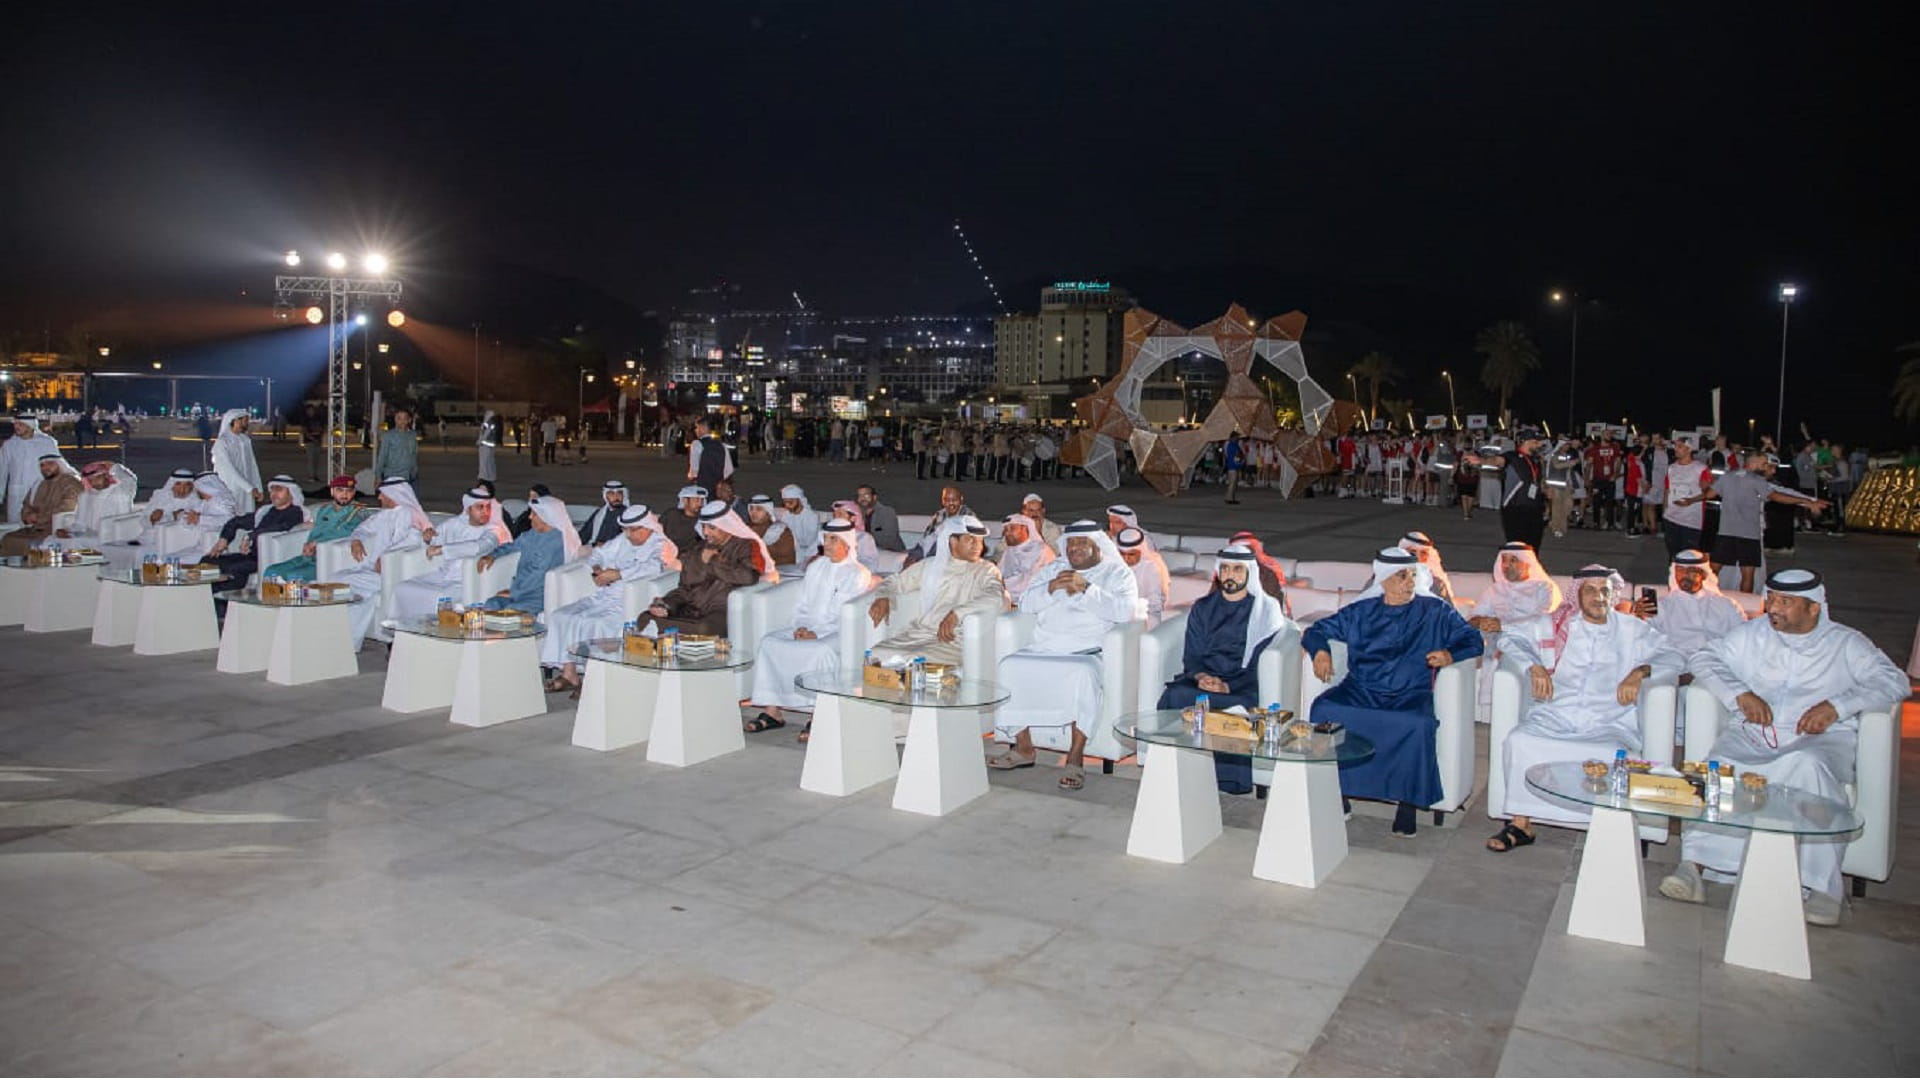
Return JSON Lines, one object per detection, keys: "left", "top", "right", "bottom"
{"left": 1640, "top": 586, "right": 1658, "bottom": 614}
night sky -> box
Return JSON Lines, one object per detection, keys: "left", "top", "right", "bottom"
{"left": 3, "top": 2, "right": 1909, "bottom": 440}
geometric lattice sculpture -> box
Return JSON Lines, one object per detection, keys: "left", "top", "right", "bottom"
{"left": 1845, "top": 466, "right": 1920, "bottom": 534}
{"left": 1062, "top": 304, "right": 1335, "bottom": 496}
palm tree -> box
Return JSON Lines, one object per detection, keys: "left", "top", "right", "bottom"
{"left": 1894, "top": 344, "right": 1920, "bottom": 423}
{"left": 1476, "top": 322, "right": 1540, "bottom": 426}
{"left": 1348, "top": 351, "right": 1403, "bottom": 423}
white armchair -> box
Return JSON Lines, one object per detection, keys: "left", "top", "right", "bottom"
{"left": 1133, "top": 614, "right": 1303, "bottom": 788}
{"left": 94, "top": 508, "right": 151, "bottom": 546}
{"left": 1167, "top": 574, "right": 1213, "bottom": 611}
{"left": 987, "top": 611, "right": 1143, "bottom": 767}
{"left": 1175, "top": 534, "right": 1232, "bottom": 554}
{"left": 255, "top": 524, "right": 311, "bottom": 576}
{"left": 1682, "top": 685, "right": 1898, "bottom": 895}
{"left": 1487, "top": 655, "right": 1676, "bottom": 843}
{"left": 833, "top": 587, "right": 1000, "bottom": 697}
{"left": 1298, "top": 640, "right": 1479, "bottom": 820}
{"left": 729, "top": 579, "right": 803, "bottom": 698}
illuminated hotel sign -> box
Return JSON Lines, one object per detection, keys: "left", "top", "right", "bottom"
{"left": 1051, "top": 281, "right": 1111, "bottom": 291}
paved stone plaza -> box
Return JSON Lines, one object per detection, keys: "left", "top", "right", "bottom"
{"left": 3, "top": 432, "right": 1918, "bottom": 1075}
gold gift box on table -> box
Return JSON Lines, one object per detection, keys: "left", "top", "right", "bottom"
{"left": 436, "top": 606, "right": 463, "bottom": 629}
{"left": 863, "top": 662, "right": 957, "bottom": 690}
{"left": 622, "top": 631, "right": 658, "bottom": 658}
{"left": 26, "top": 548, "right": 56, "bottom": 568}
{"left": 305, "top": 582, "right": 347, "bottom": 602}
{"left": 261, "top": 579, "right": 288, "bottom": 600}
{"left": 1627, "top": 772, "right": 1703, "bottom": 806}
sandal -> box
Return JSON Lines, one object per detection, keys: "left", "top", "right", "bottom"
{"left": 1486, "top": 823, "right": 1535, "bottom": 853}
{"left": 542, "top": 676, "right": 571, "bottom": 693}
{"left": 987, "top": 752, "right": 1036, "bottom": 771}
{"left": 1058, "top": 766, "right": 1085, "bottom": 791}
{"left": 796, "top": 721, "right": 811, "bottom": 744}
{"left": 744, "top": 712, "right": 786, "bottom": 734}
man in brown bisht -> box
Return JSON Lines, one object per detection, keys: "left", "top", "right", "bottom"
{"left": 632, "top": 500, "right": 773, "bottom": 637}
{"left": 0, "top": 454, "right": 84, "bottom": 556}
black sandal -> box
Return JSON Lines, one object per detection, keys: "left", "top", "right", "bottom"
{"left": 796, "top": 721, "right": 812, "bottom": 744}
{"left": 1486, "top": 823, "right": 1535, "bottom": 853}
{"left": 744, "top": 712, "right": 785, "bottom": 734}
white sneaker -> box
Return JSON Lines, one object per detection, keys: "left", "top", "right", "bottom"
{"left": 1803, "top": 890, "right": 1843, "bottom": 927}
{"left": 1659, "top": 863, "right": 1705, "bottom": 904}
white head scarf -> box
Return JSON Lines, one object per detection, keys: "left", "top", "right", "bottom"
{"left": 256, "top": 474, "right": 305, "bottom": 524}
{"left": 461, "top": 486, "right": 511, "bottom": 544}
{"left": 777, "top": 484, "right": 820, "bottom": 557}
{"left": 600, "top": 480, "right": 628, "bottom": 507}
{"left": 1763, "top": 568, "right": 1832, "bottom": 638}
{"left": 1478, "top": 541, "right": 1561, "bottom": 620}
{"left": 375, "top": 477, "right": 433, "bottom": 533}
{"left": 1397, "top": 530, "right": 1452, "bottom": 599}
{"left": 529, "top": 495, "right": 583, "bottom": 560}
{"left": 1667, "top": 548, "right": 1722, "bottom": 596}
{"left": 216, "top": 408, "right": 252, "bottom": 461}
{"left": 36, "top": 452, "right": 81, "bottom": 481}
{"left": 1356, "top": 546, "right": 1437, "bottom": 603}
{"left": 1106, "top": 504, "right": 1158, "bottom": 552}
{"left": 191, "top": 471, "right": 236, "bottom": 518}
{"left": 698, "top": 500, "right": 778, "bottom": 582}
{"left": 678, "top": 484, "right": 708, "bottom": 502}
{"left": 918, "top": 513, "right": 988, "bottom": 608}
{"left": 13, "top": 415, "right": 40, "bottom": 434}
{"left": 619, "top": 504, "right": 680, "bottom": 569}
{"left": 1215, "top": 544, "right": 1289, "bottom": 669}
{"left": 999, "top": 512, "right": 1055, "bottom": 593}
{"left": 747, "top": 494, "right": 789, "bottom": 542}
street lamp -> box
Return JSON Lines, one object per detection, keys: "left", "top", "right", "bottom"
{"left": 1549, "top": 289, "right": 1583, "bottom": 431}
{"left": 1776, "top": 283, "right": 1798, "bottom": 440}
{"left": 578, "top": 370, "right": 596, "bottom": 437}
{"left": 1441, "top": 369, "right": 1458, "bottom": 426}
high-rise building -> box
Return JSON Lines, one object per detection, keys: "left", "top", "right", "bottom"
{"left": 994, "top": 281, "right": 1134, "bottom": 385}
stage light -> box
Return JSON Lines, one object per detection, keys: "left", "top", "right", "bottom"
{"left": 305, "top": 306, "right": 324, "bottom": 324}
{"left": 387, "top": 309, "right": 406, "bottom": 328}
{"left": 378, "top": 343, "right": 390, "bottom": 354}
{"left": 285, "top": 250, "right": 301, "bottom": 267}
{"left": 363, "top": 253, "right": 389, "bottom": 275}
{"left": 1779, "top": 283, "right": 1799, "bottom": 301}
{"left": 324, "top": 252, "right": 348, "bottom": 272}
{"left": 355, "top": 314, "right": 368, "bottom": 327}
{"left": 151, "top": 361, "right": 163, "bottom": 370}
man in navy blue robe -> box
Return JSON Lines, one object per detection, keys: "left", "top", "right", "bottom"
{"left": 1156, "top": 546, "right": 1288, "bottom": 794}
{"left": 1303, "top": 547, "right": 1483, "bottom": 835}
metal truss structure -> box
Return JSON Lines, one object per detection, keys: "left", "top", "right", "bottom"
{"left": 273, "top": 274, "right": 402, "bottom": 478}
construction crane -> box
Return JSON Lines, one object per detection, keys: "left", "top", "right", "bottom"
{"left": 952, "top": 220, "right": 1009, "bottom": 315}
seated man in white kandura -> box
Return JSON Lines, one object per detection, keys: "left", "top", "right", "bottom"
{"left": 988, "top": 520, "right": 1140, "bottom": 791}
{"left": 1487, "top": 564, "right": 1682, "bottom": 854}
{"left": 744, "top": 519, "right": 877, "bottom": 738}
{"left": 339, "top": 478, "right": 431, "bottom": 647}
{"left": 390, "top": 486, "right": 511, "bottom": 621}
{"left": 866, "top": 515, "right": 1007, "bottom": 666}
{"left": 542, "top": 503, "right": 681, "bottom": 692}
{"left": 1660, "top": 569, "right": 1907, "bottom": 926}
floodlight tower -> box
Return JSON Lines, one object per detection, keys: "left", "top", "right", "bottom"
{"left": 275, "top": 250, "right": 402, "bottom": 477}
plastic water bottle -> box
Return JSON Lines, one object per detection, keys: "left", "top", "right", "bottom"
{"left": 1193, "top": 693, "right": 1210, "bottom": 735}
{"left": 1609, "top": 749, "right": 1630, "bottom": 799}
{"left": 1706, "top": 759, "right": 1723, "bottom": 804}
{"left": 910, "top": 656, "right": 927, "bottom": 694}
{"left": 1267, "top": 702, "right": 1285, "bottom": 748}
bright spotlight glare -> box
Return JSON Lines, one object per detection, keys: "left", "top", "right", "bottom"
{"left": 325, "top": 252, "right": 348, "bottom": 272}
{"left": 363, "top": 253, "right": 389, "bottom": 275}
{"left": 284, "top": 250, "right": 301, "bottom": 267}
{"left": 304, "top": 306, "right": 324, "bottom": 325}
{"left": 355, "top": 313, "right": 368, "bottom": 326}
{"left": 386, "top": 309, "right": 406, "bottom": 328}
{"left": 1780, "top": 283, "right": 1799, "bottom": 300}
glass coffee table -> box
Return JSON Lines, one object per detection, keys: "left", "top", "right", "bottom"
{"left": 1527, "top": 761, "right": 1861, "bottom": 980}
{"left": 795, "top": 673, "right": 1010, "bottom": 817}
{"left": 93, "top": 566, "right": 230, "bottom": 654}
{"left": 381, "top": 615, "right": 546, "bottom": 728}
{"left": 567, "top": 639, "right": 755, "bottom": 766}
{"left": 217, "top": 588, "right": 362, "bottom": 685}
{"left": 0, "top": 553, "right": 108, "bottom": 632}
{"left": 1116, "top": 710, "right": 1376, "bottom": 888}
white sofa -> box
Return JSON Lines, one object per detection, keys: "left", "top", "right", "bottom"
{"left": 1487, "top": 655, "right": 1677, "bottom": 844}
{"left": 986, "top": 611, "right": 1143, "bottom": 765}
{"left": 1292, "top": 560, "right": 1377, "bottom": 593}
{"left": 1682, "top": 684, "right": 1899, "bottom": 896}
{"left": 543, "top": 561, "right": 680, "bottom": 624}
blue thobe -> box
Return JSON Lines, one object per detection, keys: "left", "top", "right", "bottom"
{"left": 1155, "top": 594, "right": 1274, "bottom": 794}
{"left": 480, "top": 528, "right": 566, "bottom": 614}
{"left": 1302, "top": 595, "right": 1483, "bottom": 806}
